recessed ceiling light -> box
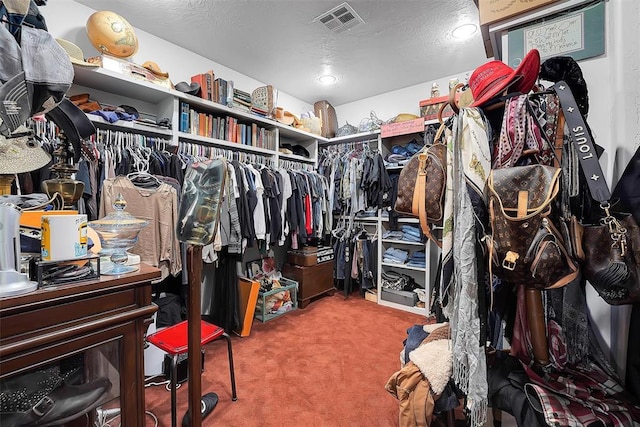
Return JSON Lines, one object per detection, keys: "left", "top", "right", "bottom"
{"left": 318, "top": 74, "right": 337, "bottom": 85}
{"left": 452, "top": 23, "right": 477, "bottom": 40}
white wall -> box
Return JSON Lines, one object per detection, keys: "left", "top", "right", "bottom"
{"left": 335, "top": 70, "right": 472, "bottom": 128}
{"left": 43, "top": 0, "right": 312, "bottom": 117}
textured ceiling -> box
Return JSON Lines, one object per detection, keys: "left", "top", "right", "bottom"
{"left": 74, "top": 0, "right": 489, "bottom": 106}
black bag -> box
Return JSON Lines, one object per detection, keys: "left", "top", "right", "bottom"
{"left": 553, "top": 81, "right": 640, "bottom": 305}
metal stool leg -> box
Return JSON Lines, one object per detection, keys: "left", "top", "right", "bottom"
{"left": 171, "top": 354, "right": 179, "bottom": 427}
{"left": 222, "top": 333, "right": 237, "bottom": 401}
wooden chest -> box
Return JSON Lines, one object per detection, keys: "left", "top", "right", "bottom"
{"left": 282, "top": 261, "right": 335, "bottom": 308}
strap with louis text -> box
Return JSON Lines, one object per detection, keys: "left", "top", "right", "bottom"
{"left": 552, "top": 81, "right": 611, "bottom": 204}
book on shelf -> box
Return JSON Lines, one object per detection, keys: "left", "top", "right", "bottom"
{"left": 204, "top": 73, "right": 213, "bottom": 102}
{"left": 205, "top": 69, "right": 215, "bottom": 101}
{"left": 226, "top": 80, "right": 234, "bottom": 108}
{"left": 179, "top": 102, "right": 189, "bottom": 132}
{"left": 234, "top": 88, "right": 251, "bottom": 103}
{"left": 214, "top": 78, "right": 228, "bottom": 105}
{"left": 190, "top": 73, "right": 207, "bottom": 100}
{"left": 251, "top": 123, "right": 257, "bottom": 147}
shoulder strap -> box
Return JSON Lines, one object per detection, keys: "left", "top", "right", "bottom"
{"left": 552, "top": 81, "right": 611, "bottom": 203}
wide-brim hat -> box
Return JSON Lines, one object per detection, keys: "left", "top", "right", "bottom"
{"left": 0, "top": 126, "right": 52, "bottom": 174}
{"left": 175, "top": 81, "right": 201, "bottom": 96}
{"left": 142, "top": 61, "right": 169, "bottom": 79}
{"left": 469, "top": 49, "right": 540, "bottom": 107}
{"left": 56, "top": 39, "right": 99, "bottom": 67}
{"left": 276, "top": 111, "right": 295, "bottom": 126}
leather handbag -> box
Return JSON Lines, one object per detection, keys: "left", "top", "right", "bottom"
{"left": 394, "top": 140, "right": 446, "bottom": 246}
{"left": 487, "top": 164, "right": 579, "bottom": 289}
{"left": 553, "top": 81, "right": 640, "bottom": 304}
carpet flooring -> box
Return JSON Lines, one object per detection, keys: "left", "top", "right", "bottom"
{"left": 144, "top": 292, "right": 427, "bottom": 426}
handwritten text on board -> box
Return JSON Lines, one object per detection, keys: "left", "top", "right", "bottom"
{"left": 524, "top": 13, "right": 584, "bottom": 58}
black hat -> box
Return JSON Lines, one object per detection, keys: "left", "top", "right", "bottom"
{"left": 292, "top": 145, "right": 309, "bottom": 158}
{"left": 175, "top": 81, "right": 201, "bottom": 96}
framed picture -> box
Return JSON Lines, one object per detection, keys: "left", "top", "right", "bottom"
{"left": 245, "top": 257, "right": 277, "bottom": 279}
{"left": 246, "top": 260, "right": 263, "bottom": 279}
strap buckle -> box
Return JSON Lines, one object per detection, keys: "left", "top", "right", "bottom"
{"left": 32, "top": 395, "right": 54, "bottom": 417}
{"left": 502, "top": 251, "right": 519, "bottom": 271}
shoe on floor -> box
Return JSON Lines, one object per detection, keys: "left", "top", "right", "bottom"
{"left": 181, "top": 392, "right": 218, "bottom": 427}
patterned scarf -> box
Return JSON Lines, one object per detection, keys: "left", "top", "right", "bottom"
{"left": 493, "top": 94, "right": 552, "bottom": 168}
{"left": 440, "top": 108, "right": 491, "bottom": 427}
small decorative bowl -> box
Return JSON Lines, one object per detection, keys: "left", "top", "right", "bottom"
{"left": 88, "top": 193, "right": 148, "bottom": 275}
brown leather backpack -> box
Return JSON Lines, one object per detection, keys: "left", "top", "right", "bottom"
{"left": 486, "top": 164, "right": 579, "bottom": 289}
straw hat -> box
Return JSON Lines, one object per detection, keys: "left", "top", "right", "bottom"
{"left": 142, "top": 61, "right": 169, "bottom": 79}
{"left": 56, "top": 39, "right": 99, "bottom": 67}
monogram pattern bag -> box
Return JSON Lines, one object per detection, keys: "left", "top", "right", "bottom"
{"left": 487, "top": 164, "right": 579, "bottom": 289}
{"left": 394, "top": 142, "right": 446, "bottom": 245}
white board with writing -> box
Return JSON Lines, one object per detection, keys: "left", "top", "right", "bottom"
{"left": 524, "top": 13, "right": 584, "bottom": 58}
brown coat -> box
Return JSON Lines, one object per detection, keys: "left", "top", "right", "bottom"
{"left": 385, "top": 360, "right": 435, "bottom": 427}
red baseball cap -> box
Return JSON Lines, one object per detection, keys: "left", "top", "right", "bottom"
{"left": 469, "top": 49, "right": 540, "bottom": 107}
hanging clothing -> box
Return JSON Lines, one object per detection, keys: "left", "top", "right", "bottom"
{"left": 100, "top": 176, "right": 181, "bottom": 281}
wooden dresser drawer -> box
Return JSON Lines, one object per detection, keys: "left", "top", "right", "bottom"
{"left": 282, "top": 261, "right": 335, "bottom": 308}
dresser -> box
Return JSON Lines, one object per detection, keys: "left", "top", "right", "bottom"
{"left": 282, "top": 261, "right": 335, "bottom": 308}
{"left": 0, "top": 264, "right": 160, "bottom": 427}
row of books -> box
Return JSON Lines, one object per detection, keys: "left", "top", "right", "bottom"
{"left": 190, "top": 70, "right": 234, "bottom": 107}
{"left": 179, "top": 102, "right": 276, "bottom": 149}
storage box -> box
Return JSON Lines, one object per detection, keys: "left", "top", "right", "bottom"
{"left": 380, "top": 118, "right": 425, "bottom": 138}
{"left": 381, "top": 288, "right": 418, "bottom": 307}
{"left": 420, "top": 94, "right": 459, "bottom": 121}
{"left": 254, "top": 278, "right": 298, "bottom": 322}
{"left": 364, "top": 290, "right": 378, "bottom": 303}
{"left": 478, "top": 0, "right": 559, "bottom": 25}
{"left": 287, "top": 246, "right": 334, "bottom": 267}
{"left": 287, "top": 251, "right": 317, "bottom": 267}
{"left": 99, "top": 55, "right": 172, "bottom": 89}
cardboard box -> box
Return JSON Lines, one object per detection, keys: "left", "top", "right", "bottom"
{"left": 478, "top": 0, "right": 559, "bottom": 25}
{"left": 364, "top": 290, "right": 378, "bottom": 303}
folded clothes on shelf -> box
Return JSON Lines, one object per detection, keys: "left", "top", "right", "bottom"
{"left": 406, "top": 249, "right": 426, "bottom": 268}
{"left": 382, "top": 230, "right": 403, "bottom": 240}
{"left": 382, "top": 247, "right": 409, "bottom": 264}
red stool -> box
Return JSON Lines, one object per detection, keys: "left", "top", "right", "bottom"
{"left": 146, "top": 320, "right": 237, "bottom": 427}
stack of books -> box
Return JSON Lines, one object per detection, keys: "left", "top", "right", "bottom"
{"left": 233, "top": 88, "right": 252, "bottom": 111}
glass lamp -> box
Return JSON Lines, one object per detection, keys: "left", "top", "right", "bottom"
{"left": 42, "top": 132, "right": 84, "bottom": 208}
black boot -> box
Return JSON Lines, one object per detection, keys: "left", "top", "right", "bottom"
{"left": 0, "top": 376, "right": 111, "bottom": 426}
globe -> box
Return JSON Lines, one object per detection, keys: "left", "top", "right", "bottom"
{"left": 86, "top": 11, "right": 139, "bottom": 58}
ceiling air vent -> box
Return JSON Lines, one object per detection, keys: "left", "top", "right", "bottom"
{"left": 313, "top": 2, "right": 364, "bottom": 34}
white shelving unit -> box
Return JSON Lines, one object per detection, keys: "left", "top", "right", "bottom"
{"left": 69, "top": 64, "right": 324, "bottom": 164}
{"left": 74, "top": 63, "right": 441, "bottom": 316}
{"left": 317, "top": 120, "right": 440, "bottom": 316}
